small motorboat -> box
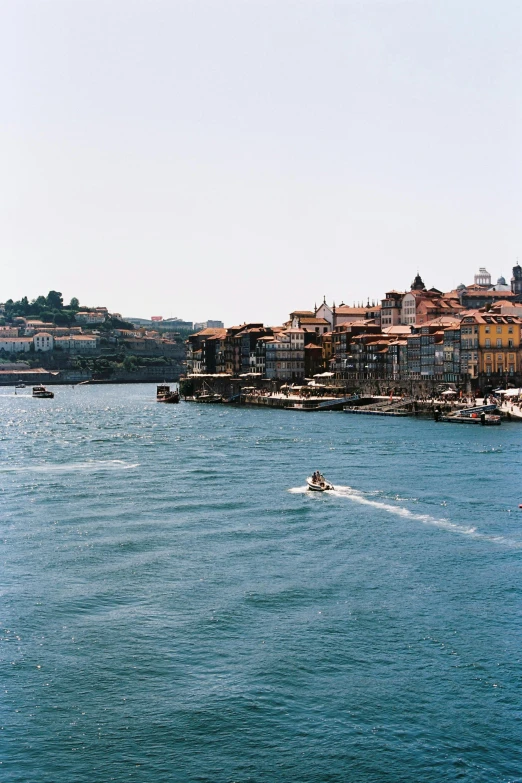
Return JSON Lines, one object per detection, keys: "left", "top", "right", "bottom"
{"left": 307, "top": 473, "right": 334, "bottom": 492}
{"left": 32, "top": 385, "right": 54, "bottom": 399}
{"left": 195, "top": 392, "right": 223, "bottom": 403}
{"left": 156, "top": 384, "right": 180, "bottom": 403}
{"left": 15, "top": 382, "right": 26, "bottom": 389}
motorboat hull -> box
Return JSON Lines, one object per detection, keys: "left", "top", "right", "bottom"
{"left": 157, "top": 394, "right": 180, "bottom": 403}
{"left": 32, "top": 387, "right": 54, "bottom": 399}
{"left": 307, "top": 477, "right": 334, "bottom": 492}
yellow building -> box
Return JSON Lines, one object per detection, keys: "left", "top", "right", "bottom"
{"left": 460, "top": 312, "right": 521, "bottom": 378}
{"left": 322, "top": 331, "right": 333, "bottom": 368}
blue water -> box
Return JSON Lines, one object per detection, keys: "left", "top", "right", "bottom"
{"left": 1, "top": 384, "right": 521, "bottom": 782}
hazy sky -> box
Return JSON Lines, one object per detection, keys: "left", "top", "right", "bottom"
{"left": 2, "top": 0, "right": 520, "bottom": 325}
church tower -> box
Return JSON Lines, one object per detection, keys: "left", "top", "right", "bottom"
{"left": 411, "top": 273, "right": 425, "bottom": 291}
{"left": 511, "top": 263, "right": 522, "bottom": 301}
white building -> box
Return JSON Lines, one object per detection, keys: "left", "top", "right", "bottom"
{"left": 474, "top": 267, "right": 492, "bottom": 287}
{"left": 55, "top": 335, "right": 99, "bottom": 353}
{"left": 33, "top": 332, "right": 54, "bottom": 352}
{"left": 265, "top": 328, "right": 305, "bottom": 380}
{"left": 401, "top": 292, "right": 419, "bottom": 326}
{"left": 0, "top": 337, "right": 31, "bottom": 353}
{"left": 75, "top": 311, "right": 106, "bottom": 324}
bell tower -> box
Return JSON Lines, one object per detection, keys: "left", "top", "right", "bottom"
{"left": 511, "top": 263, "right": 522, "bottom": 300}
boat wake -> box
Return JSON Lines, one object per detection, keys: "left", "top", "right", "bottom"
{"left": 0, "top": 460, "right": 139, "bottom": 474}
{"left": 289, "top": 484, "right": 521, "bottom": 547}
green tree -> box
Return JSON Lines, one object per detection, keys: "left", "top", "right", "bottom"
{"left": 69, "top": 297, "right": 80, "bottom": 310}
{"left": 123, "top": 355, "right": 138, "bottom": 372}
{"left": 46, "top": 290, "right": 63, "bottom": 310}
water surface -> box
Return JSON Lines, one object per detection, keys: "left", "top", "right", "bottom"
{"left": 1, "top": 384, "right": 521, "bottom": 782}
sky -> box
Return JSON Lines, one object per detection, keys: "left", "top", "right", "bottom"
{"left": 1, "top": 0, "right": 521, "bottom": 326}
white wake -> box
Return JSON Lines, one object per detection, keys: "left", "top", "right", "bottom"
{"left": 289, "top": 484, "right": 521, "bottom": 547}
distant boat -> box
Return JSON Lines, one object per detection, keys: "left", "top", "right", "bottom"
{"left": 156, "top": 385, "right": 180, "bottom": 404}
{"left": 15, "top": 382, "right": 26, "bottom": 389}
{"left": 32, "top": 385, "right": 54, "bottom": 399}
{"left": 307, "top": 473, "right": 334, "bottom": 491}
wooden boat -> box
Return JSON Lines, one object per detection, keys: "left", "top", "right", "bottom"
{"left": 156, "top": 385, "right": 180, "bottom": 403}
{"left": 32, "top": 385, "right": 54, "bottom": 399}
{"left": 307, "top": 473, "right": 334, "bottom": 491}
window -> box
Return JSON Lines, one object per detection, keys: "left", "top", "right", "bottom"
{"left": 485, "top": 338, "right": 490, "bottom": 348}
{"left": 496, "top": 338, "right": 502, "bottom": 348}
{"left": 485, "top": 326, "right": 490, "bottom": 333}
{"left": 497, "top": 326, "right": 502, "bottom": 334}
{"left": 508, "top": 339, "right": 513, "bottom": 348}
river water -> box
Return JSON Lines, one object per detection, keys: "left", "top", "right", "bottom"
{"left": 1, "top": 384, "right": 521, "bottom": 782}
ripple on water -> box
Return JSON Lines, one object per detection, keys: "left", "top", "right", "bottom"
{"left": 1, "top": 385, "right": 521, "bottom": 783}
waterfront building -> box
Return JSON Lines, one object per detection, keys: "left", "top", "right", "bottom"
{"left": 265, "top": 328, "right": 305, "bottom": 381}
{"left": 331, "top": 321, "right": 381, "bottom": 376}
{"left": 443, "top": 326, "right": 462, "bottom": 383}
{"left": 350, "top": 334, "right": 392, "bottom": 380}
{"left": 419, "top": 327, "right": 445, "bottom": 380}
{"left": 186, "top": 327, "right": 228, "bottom": 374}
{"left": 460, "top": 311, "right": 522, "bottom": 379}
{"left": 406, "top": 334, "right": 421, "bottom": 379}
{"left": 387, "top": 339, "right": 408, "bottom": 381}
{"left": 304, "top": 343, "right": 323, "bottom": 377}
{"left": 322, "top": 332, "right": 333, "bottom": 371}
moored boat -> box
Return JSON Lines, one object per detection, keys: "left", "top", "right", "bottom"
{"left": 434, "top": 403, "right": 500, "bottom": 425}
{"left": 194, "top": 392, "right": 223, "bottom": 403}
{"left": 32, "top": 385, "right": 54, "bottom": 399}
{"left": 156, "top": 384, "right": 180, "bottom": 403}
{"left": 438, "top": 413, "right": 501, "bottom": 425}
{"left": 307, "top": 473, "right": 334, "bottom": 491}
